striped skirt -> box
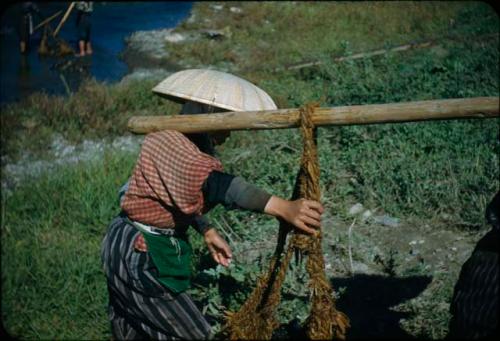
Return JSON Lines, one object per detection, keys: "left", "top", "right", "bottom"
{"left": 100, "top": 214, "right": 211, "bottom": 340}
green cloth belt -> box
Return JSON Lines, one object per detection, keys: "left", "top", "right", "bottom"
{"left": 141, "top": 231, "right": 192, "bottom": 294}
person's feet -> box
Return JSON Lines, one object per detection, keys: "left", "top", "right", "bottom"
{"left": 20, "top": 41, "right": 27, "bottom": 54}
{"left": 77, "top": 41, "right": 87, "bottom": 57}
{"left": 76, "top": 42, "right": 92, "bottom": 57}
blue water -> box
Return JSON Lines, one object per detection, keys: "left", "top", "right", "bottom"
{"left": 0, "top": 2, "right": 192, "bottom": 105}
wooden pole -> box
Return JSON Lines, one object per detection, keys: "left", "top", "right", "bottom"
{"left": 282, "top": 42, "right": 434, "bottom": 71}
{"left": 127, "top": 97, "right": 499, "bottom": 134}
{"left": 53, "top": 2, "right": 75, "bottom": 37}
{"left": 33, "top": 10, "right": 63, "bottom": 33}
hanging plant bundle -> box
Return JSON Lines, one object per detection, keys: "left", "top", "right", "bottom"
{"left": 223, "top": 103, "right": 350, "bottom": 340}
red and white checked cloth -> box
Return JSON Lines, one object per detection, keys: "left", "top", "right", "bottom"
{"left": 121, "top": 130, "right": 223, "bottom": 228}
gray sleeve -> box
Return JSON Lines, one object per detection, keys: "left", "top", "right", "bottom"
{"left": 225, "top": 177, "right": 272, "bottom": 212}
{"left": 191, "top": 215, "right": 212, "bottom": 235}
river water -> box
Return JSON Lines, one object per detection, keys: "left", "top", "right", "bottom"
{"left": 0, "top": 2, "right": 192, "bottom": 105}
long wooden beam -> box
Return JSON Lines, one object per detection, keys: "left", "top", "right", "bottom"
{"left": 53, "top": 2, "right": 75, "bottom": 37}
{"left": 128, "top": 97, "right": 499, "bottom": 134}
{"left": 33, "top": 10, "right": 63, "bottom": 33}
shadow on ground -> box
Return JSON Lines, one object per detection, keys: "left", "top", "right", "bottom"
{"left": 330, "top": 274, "right": 433, "bottom": 340}
{"left": 271, "top": 274, "right": 432, "bottom": 340}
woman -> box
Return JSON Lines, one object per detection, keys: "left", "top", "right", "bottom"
{"left": 101, "top": 101, "right": 324, "bottom": 339}
{"left": 18, "top": 2, "right": 41, "bottom": 54}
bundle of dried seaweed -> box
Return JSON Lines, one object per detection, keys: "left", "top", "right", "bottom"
{"left": 223, "top": 103, "right": 350, "bottom": 340}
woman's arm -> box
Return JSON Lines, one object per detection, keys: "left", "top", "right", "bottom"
{"left": 205, "top": 171, "right": 323, "bottom": 233}
{"left": 263, "top": 196, "right": 323, "bottom": 235}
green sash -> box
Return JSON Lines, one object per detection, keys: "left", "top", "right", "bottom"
{"left": 140, "top": 231, "right": 192, "bottom": 294}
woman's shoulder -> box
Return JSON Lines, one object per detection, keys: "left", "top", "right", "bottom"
{"left": 145, "top": 130, "right": 185, "bottom": 142}
{"left": 143, "top": 130, "right": 198, "bottom": 153}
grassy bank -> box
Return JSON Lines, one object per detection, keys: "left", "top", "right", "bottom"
{"left": 0, "top": 78, "right": 180, "bottom": 162}
{"left": 1, "top": 150, "right": 136, "bottom": 339}
{"left": 1, "top": 1, "right": 499, "bottom": 339}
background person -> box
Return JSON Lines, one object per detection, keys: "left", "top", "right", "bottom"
{"left": 75, "top": 1, "right": 93, "bottom": 56}
{"left": 18, "top": 2, "right": 41, "bottom": 54}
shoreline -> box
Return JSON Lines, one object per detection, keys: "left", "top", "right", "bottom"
{"left": 119, "top": 9, "right": 197, "bottom": 81}
{"left": 1, "top": 12, "right": 196, "bottom": 190}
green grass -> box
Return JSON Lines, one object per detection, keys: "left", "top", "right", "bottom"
{"left": 171, "top": 2, "right": 497, "bottom": 74}
{"left": 1, "top": 150, "right": 137, "bottom": 339}
{"left": 1, "top": 1, "right": 499, "bottom": 339}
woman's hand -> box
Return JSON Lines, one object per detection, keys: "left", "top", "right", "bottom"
{"left": 264, "top": 196, "right": 324, "bottom": 235}
{"left": 204, "top": 228, "right": 232, "bottom": 267}
{"left": 133, "top": 228, "right": 234, "bottom": 268}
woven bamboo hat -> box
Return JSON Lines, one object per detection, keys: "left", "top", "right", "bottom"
{"left": 152, "top": 69, "right": 277, "bottom": 111}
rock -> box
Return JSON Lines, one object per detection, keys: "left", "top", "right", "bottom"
{"left": 164, "top": 31, "right": 187, "bottom": 43}
{"left": 441, "top": 213, "right": 452, "bottom": 220}
{"left": 373, "top": 214, "right": 400, "bottom": 227}
{"left": 352, "top": 262, "right": 370, "bottom": 274}
{"left": 201, "top": 29, "right": 224, "bottom": 39}
{"left": 361, "top": 210, "right": 372, "bottom": 221}
{"left": 348, "top": 203, "right": 364, "bottom": 215}
{"left": 210, "top": 4, "right": 224, "bottom": 11}
{"left": 230, "top": 6, "right": 243, "bottom": 14}
{"left": 200, "top": 27, "right": 231, "bottom": 40}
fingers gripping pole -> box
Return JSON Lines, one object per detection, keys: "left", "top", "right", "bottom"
{"left": 223, "top": 104, "right": 349, "bottom": 340}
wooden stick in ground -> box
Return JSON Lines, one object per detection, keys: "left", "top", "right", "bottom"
{"left": 283, "top": 41, "right": 434, "bottom": 71}
{"left": 53, "top": 2, "right": 75, "bottom": 37}
{"left": 33, "top": 10, "right": 63, "bottom": 32}
{"left": 127, "top": 97, "right": 499, "bottom": 134}
{"left": 275, "top": 33, "right": 498, "bottom": 72}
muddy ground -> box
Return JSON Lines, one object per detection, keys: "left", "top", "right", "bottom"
{"left": 228, "top": 207, "right": 487, "bottom": 339}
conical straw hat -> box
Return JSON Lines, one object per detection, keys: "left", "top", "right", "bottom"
{"left": 152, "top": 69, "right": 277, "bottom": 111}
